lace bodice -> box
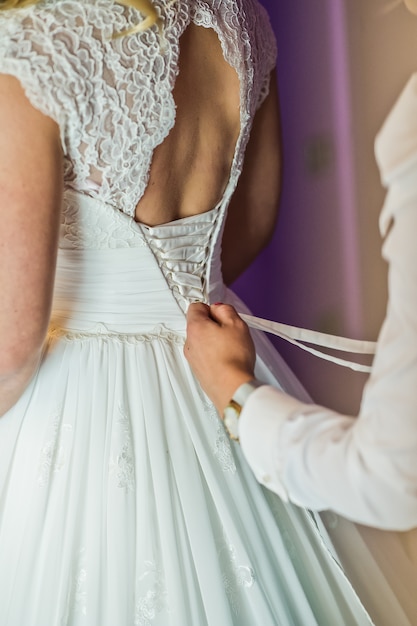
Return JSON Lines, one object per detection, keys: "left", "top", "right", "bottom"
{"left": 0, "top": 0, "right": 277, "bottom": 217}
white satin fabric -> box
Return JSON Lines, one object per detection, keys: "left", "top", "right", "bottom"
{"left": 242, "top": 314, "right": 376, "bottom": 373}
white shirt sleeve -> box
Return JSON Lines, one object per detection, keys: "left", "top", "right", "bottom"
{"left": 239, "top": 75, "right": 417, "bottom": 531}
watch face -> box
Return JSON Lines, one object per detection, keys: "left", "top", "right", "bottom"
{"left": 223, "top": 403, "right": 240, "bottom": 441}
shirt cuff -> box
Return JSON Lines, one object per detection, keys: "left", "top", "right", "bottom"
{"left": 238, "top": 385, "right": 307, "bottom": 502}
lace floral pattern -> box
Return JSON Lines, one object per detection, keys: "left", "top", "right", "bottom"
{"left": 109, "top": 403, "right": 136, "bottom": 492}
{"left": 0, "top": 0, "right": 277, "bottom": 219}
{"left": 60, "top": 190, "right": 147, "bottom": 249}
{"left": 202, "top": 397, "right": 237, "bottom": 474}
{"left": 38, "top": 406, "right": 73, "bottom": 487}
{"left": 219, "top": 539, "right": 255, "bottom": 616}
{"left": 135, "top": 561, "right": 169, "bottom": 625}
{"left": 61, "top": 547, "right": 88, "bottom": 624}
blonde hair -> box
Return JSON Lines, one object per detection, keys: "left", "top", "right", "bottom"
{"left": 0, "top": 0, "right": 162, "bottom": 35}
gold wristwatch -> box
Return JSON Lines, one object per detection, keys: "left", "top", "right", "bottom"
{"left": 223, "top": 379, "right": 263, "bottom": 442}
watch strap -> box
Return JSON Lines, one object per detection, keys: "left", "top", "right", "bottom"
{"left": 223, "top": 379, "right": 264, "bottom": 442}
{"left": 232, "top": 379, "right": 264, "bottom": 408}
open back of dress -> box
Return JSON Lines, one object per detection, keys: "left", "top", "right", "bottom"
{"left": 0, "top": 1, "right": 396, "bottom": 624}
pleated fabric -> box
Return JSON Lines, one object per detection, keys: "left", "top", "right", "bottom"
{"left": 0, "top": 193, "right": 372, "bottom": 625}
{"left": 0, "top": 328, "right": 370, "bottom": 625}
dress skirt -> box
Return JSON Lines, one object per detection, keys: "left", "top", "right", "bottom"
{"left": 0, "top": 233, "right": 372, "bottom": 625}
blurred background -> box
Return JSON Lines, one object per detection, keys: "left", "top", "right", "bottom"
{"left": 234, "top": 0, "right": 417, "bottom": 414}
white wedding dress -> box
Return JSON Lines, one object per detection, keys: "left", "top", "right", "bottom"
{"left": 0, "top": 0, "right": 388, "bottom": 624}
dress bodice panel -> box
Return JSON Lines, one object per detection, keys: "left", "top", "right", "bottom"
{"left": 140, "top": 205, "right": 223, "bottom": 310}
{"left": 57, "top": 190, "right": 223, "bottom": 323}
{"left": 0, "top": 0, "right": 277, "bottom": 217}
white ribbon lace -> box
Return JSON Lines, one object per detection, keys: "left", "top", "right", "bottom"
{"left": 241, "top": 314, "right": 377, "bottom": 373}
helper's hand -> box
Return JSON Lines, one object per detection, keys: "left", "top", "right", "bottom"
{"left": 185, "top": 302, "right": 256, "bottom": 414}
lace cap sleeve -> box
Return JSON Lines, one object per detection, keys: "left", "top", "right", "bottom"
{"left": 0, "top": 5, "right": 77, "bottom": 153}
{"left": 250, "top": 0, "right": 277, "bottom": 110}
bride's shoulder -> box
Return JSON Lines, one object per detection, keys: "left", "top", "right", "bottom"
{"left": 0, "top": 0, "right": 121, "bottom": 69}
{"left": 0, "top": 0, "right": 118, "bottom": 37}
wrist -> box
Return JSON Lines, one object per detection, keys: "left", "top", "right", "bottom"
{"left": 222, "top": 379, "right": 264, "bottom": 442}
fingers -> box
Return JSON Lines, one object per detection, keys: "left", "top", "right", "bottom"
{"left": 186, "top": 301, "right": 247, "bottom": 331}
{"left": 186, "top": 302, "right": 210, "bottom": 323}
{"left": 209, "top": 302, "right": 246, "bottom": 327}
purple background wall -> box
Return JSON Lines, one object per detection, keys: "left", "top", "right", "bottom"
{"left": 233, "top": 1, "right": 369, "bottom": 414}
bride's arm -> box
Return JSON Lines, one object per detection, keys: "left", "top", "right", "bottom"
{"left": 221, "top": 70, "right": 282, "bottom": 285}
{"left": 0, "top": 76, "right": 63, "bottom": 416}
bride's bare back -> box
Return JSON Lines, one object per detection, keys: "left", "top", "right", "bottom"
{"left": 135, "top": 23, "right": 241, "bottom": 226}
{"left": 135, "top": 22, "right": 282, "bottom": 286}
